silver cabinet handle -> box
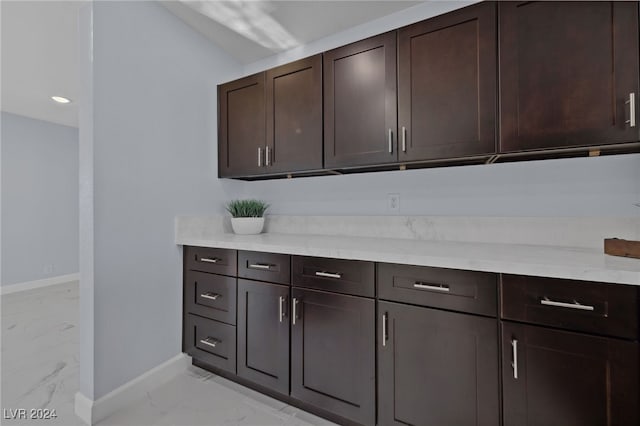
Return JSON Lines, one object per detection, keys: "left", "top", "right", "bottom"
{"left": 626, "top": 92, "right": 636, "bottom": 127}
{"left": 413, "top": 282, "right": 450, "bottom": 292}
{"left": 248, "top": 263, "right": 272, "bottom": 270}
{"left": 382, "top": 312, "right": 388, "bottom": 347}
{"left": 265, "top": 146, "right": 271, "bottom": 166}
{"left": 200, "top": 337, "right": 220, "bottom": 348}
{"left": 200, "top": 292, "right": 220, "bottom": 301}
{"left": 315, "top": 271, "right": 342, "bottom": 279}
{"left": 401, "top": 126, "right": 407, "bottom": 152}
{"left": 292, "top": 298, "right": 299, "bottom": 325}
{"left": 278, "top": 296, "right": 285, "bottom": 323}
{"left": 388, "top": 128, "right": 393, "bottom": 153}
{"left": 540, "top": 297, "right": 595, "bottom": 311}
{"left": 511, "top": 339, "right": 518, "bottom": 379}
{"left": 258, "top": 147, "right": 262, "bottom": 167}
{"left": 200, "top": 257, "right": 220, "bottom": 263}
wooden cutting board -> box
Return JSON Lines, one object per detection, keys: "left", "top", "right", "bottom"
{"left": 604, "top": 238, "right": 640, "bottom": 259}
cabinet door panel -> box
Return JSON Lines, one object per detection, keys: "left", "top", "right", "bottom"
{"left": 502, "top": 322, "right": 639, "bottom": 426}
{"left": 324, "top": 32, "right": 397, "bottom": 168}
{"left": 291, "top": 288, "right": 375, "bottom": 425}
{"left": 237, "top": 280, "right": 289, "bottom": 395}
{"left": 218, "top": 73, "right": 266, "bottom": 177}
{"left": 266, "top": 55, "right": 323, "bottom": 173}
{"left": 500, "top": 1, "right": 640, "bottom": 152}
{"left": 398, "top": 2, "right": 497, "bottom": 161}
{"left": 379, "top": 301, "right": 499, "bottom": 426}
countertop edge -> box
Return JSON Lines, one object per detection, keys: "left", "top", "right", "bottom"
{"left": 176, "top": 235, "right": 640, "bottom": 286}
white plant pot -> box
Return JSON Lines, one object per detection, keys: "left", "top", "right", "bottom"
{"left": 231, "top": 217, "right": 265, "bottom": 235}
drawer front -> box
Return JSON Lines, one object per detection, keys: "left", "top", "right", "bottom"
{"left": 378, "top": 263, "right": 498, "bottom": 317}
{"left": 501, "top": 274, "right": 638, "bottom": 340}
{"left": 184, "top": 314, "right": 236, "bottom": 374}
{"left": 185, "top": 246, "right": 237, "bottom": 276}
{"left": 238, "top": 251, "right": 291, "bottom": 285}
{"left": 184, "top": 271, "right": 236, "bottom": 325}
{"left": 292, "top": 256, "right": 375, "bottom": 297}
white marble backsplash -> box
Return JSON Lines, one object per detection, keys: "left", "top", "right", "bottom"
{"left": 176, "top": 215, "right": 639, "bottom": 250}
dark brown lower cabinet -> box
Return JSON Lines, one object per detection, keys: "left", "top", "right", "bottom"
{"left": 378, "top": 301, "right": 499, "bottom": 426}
{"left": 291, "top": 288, "right": 375, "bottom": 425}
{"left": 502, "top": 322, "right": 639, "bottom": 426}
{"left": 184, "top": 313, "right": 236, "bottom": 374}
{"left": 237, "top": 279, "right": 290, "bottom": 395}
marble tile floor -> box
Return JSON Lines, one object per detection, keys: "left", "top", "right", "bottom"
{"left": 1, "top": 281, "right": 336, "bottom": 426}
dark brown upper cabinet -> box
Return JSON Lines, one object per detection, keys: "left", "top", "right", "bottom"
{"left": 499, "top": 1, "right": 640, "bottom": 153}
{"left": 398, "top": 2, "right": 497, "bottom": 162}
{"left": 219, "top": 55, "right": 322, "bottom": 178}
{"left": 265, "top": 55, "right": 323, "bottom": 174}
{"left": 218, "top": 73, "right": 266, "bottom": 178}
{"left": 324, "top": 32, "right": 398, "bottom": 168}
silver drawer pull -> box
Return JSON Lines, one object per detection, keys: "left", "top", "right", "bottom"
{"left": 199, "top": 257, "right": 220, "bottom": 264}
{"left": 626, "top": 92, "right": 636, "bottom": 128}
{"left": 511, "top": 339, "right": 518, "bottom": 379}
{"left": 278, "top": 296, "right": 285, "bottom": 323}
{"left": 199, "top": 337, "right": 220, "bottom": 348}
{"left": 401, "top": 126, "right": 407, "bottom": 152}
{"left": 413, "top": 282, "right": 450, "bottom": 292}
{"left": 540, "top": 297, "right": 595, "bottom": 311}
{"left": 382, "top": 312, "right": 388, "bottom": 347}
{"left": 292, "top": 298, "right": 299, "bottom": 325}
{"left": 315, "top": 271, "right": 342, "bottom": 279}
{"left": 248, "top": 263, "right": 272, "bottom": 270}
{"left": 200, "top": 292, "right": 220, "bottom": 301}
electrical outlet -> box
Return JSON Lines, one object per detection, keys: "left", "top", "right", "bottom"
{"left": 387, "top": 193, "right": 400, "bottom": 213}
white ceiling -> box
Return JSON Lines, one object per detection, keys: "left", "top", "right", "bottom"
{"left": 1, "top": 0, "right": 423, "bottom": 128}
{"left": 1, "top": 1, "right": 84, "bottom": 128}
{"left": 162, "top": 1, "right": 421, "bottom": 64}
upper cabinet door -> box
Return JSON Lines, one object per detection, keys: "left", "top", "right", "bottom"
{"left": 500, "top": 1, "right": 640, "bottom": 152}
{"left": 324, "top": 32, "right": 397, "bottom": 168}
{"left": 398, "top": 2, "right": 497, "bottom": 162}
{"left": 265, "top": 55, "right": 323, "bottom": 174}
{"left": 218, "top": 73, "right": 266, "bottom": 177}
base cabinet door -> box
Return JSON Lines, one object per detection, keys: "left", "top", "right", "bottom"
{"left": 237, "top": 279, "right": 290, "bottom": 395}
{"left": 378, "top": 301, "right": 499, "bottom": 426}
{"left": 502, "top": 322, "right": 639, "bottom": 426}
{"left": 291, "top": 288, "right": 375, "bottom": 425}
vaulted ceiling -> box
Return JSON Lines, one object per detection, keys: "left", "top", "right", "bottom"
{"left": 1, "top": 1, "right": 439, "bottom": 128}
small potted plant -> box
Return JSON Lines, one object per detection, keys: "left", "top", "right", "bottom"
{"left": 226, "top": 199, "right": 269, "bottom": 235}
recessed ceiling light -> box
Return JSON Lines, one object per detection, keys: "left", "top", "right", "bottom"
{"left": 51, "top": 96, "right": 71, "bottom": 104}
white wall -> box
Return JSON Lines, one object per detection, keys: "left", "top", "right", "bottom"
{"left": 1, "top": 112, "right": 79, "bottom": 286}
{"left": 240, "top": 155, "right": 640, "bottom": 217}
{"left": 236, "top": 1, "right": 640, "bottom": 218}
{"left": 79, "top": 1, "right": 242, "bottom": 400}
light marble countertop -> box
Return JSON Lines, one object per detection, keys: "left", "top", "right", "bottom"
{"left": 176, "top": 232, "right": 640, "bottom": 286}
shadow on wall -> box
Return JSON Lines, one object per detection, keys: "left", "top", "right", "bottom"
{"left": 237, "top": 153, "right": 640, "bottom": 217}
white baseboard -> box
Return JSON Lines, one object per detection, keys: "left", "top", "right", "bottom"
{"left": 74, "top": 353, "right": 190, "bottom": 425}
{"left": 1, "top": 273, "right": 80, "bottom": 295}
